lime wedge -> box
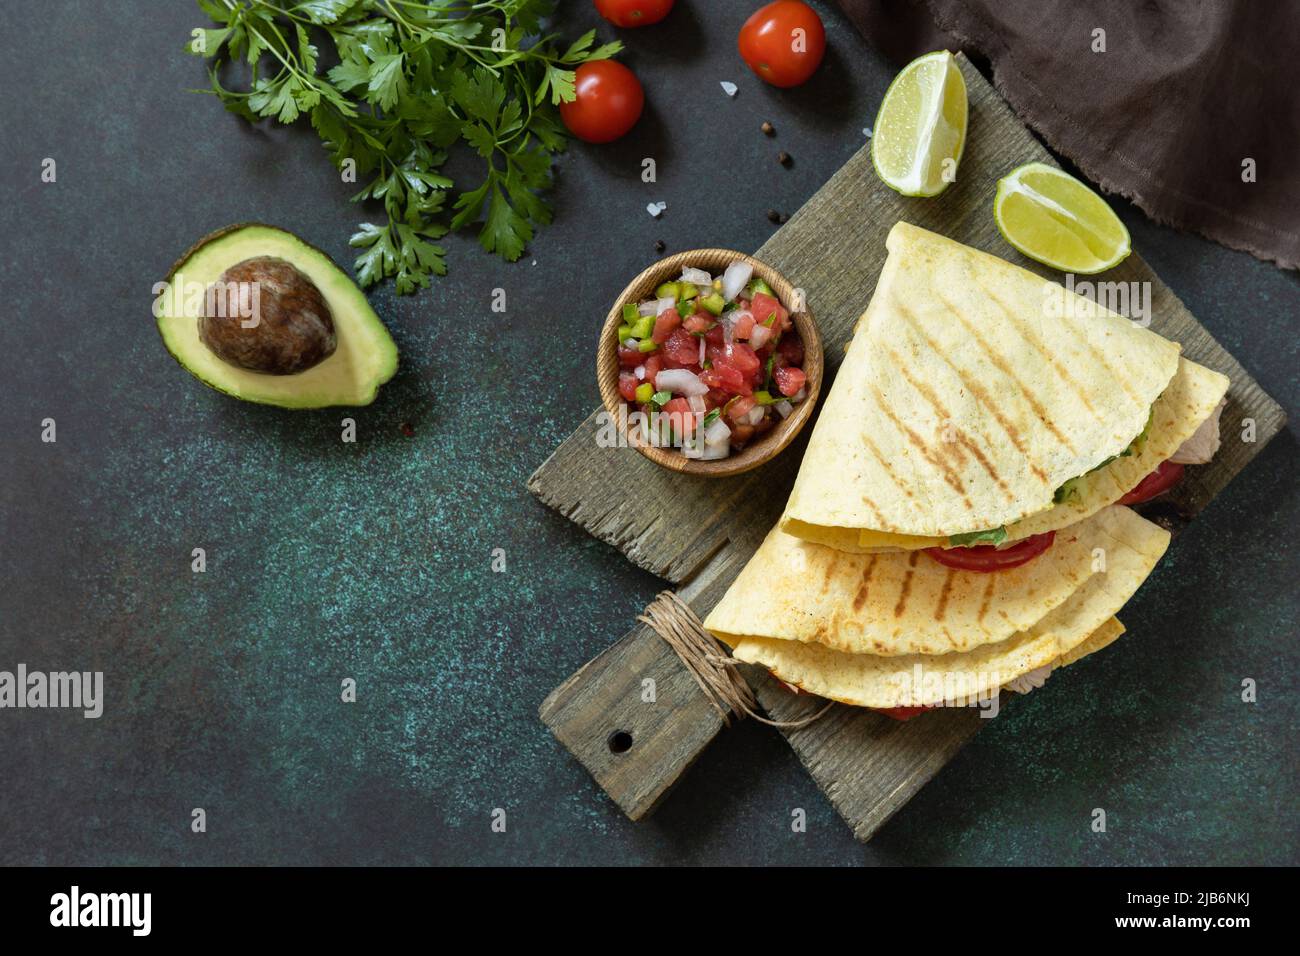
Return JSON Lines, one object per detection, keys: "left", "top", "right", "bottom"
{"left": 871, "top": 51, "right": 968, "bottom": 197}
{"left": 995, "top": 163, "right": 1131, "bottom": 273}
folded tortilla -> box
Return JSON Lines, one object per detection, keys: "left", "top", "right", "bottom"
{"left": 722, "top": 507, "right": 1169, "bottom": 709}
{"left": 704, "top": 505, "right": 1152, "bottom": 656}
{"left": 835, "top": 357, "right": 1229, "bottom": 552}
{"left": 782, "top": 222, "right": 1186, "bottom": 548}
{"left": 1053, "top": 615, "right": 1125, "bottom": 670}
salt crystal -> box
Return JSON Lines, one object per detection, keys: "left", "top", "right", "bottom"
{"left": 720, "top": 81, "right": 738, "bottom": 97}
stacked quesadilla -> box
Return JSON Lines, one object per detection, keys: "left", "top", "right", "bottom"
{"left": 704, "top": 223, "right": 1230, "bottom": 713}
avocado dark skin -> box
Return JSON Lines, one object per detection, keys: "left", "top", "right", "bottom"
{"left": 199, "top": 257, "right": 337, "bottom": 374}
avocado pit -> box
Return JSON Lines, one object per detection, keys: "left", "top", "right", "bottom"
{"left": 199, "top": 256, "right": 337, "bottom": 374}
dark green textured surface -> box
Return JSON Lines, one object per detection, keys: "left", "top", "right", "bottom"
{"left": 0, "top": 1, "right": 1296, "bottom": 866}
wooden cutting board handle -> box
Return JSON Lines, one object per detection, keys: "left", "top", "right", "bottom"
{"left": 539, "top": 615, "right": 986, "bottom": 835}
{"left": 539, "top": 621, "right": 728, "bottom": 820}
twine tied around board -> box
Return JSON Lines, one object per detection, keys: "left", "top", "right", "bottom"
{"left": 636, "top": 590, "right": 835, "bottom": 729}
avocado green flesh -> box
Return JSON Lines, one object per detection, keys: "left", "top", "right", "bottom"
{"left": 157, "top": 225, "right": 397, "bottom": 408}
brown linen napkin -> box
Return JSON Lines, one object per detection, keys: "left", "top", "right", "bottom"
{"left": 837, "top": 0, "right": 1300, "bottom": 270}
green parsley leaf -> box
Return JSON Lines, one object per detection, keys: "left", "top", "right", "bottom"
{"left": 188, "top": 0, "right": 627, "bottom": 293}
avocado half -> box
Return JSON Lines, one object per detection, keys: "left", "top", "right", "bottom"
{"left": 156, "top": 223, "right": 398, "bottom": 408}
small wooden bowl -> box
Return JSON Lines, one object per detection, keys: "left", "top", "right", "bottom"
{"left": 597, "top": 249, "right": 823, "bottom": 477}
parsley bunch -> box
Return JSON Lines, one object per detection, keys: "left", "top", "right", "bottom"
{"left": 188, "top": 0, "right": 622, "bottom": 293}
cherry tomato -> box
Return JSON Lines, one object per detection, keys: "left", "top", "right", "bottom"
{"left": 924, "top": 531, "right": 1057, "bottom": 573}
{"left": 1117, "top": 460, "right": 1185, "bottom": 505}
{"left": 594, "top": 0, "right": 674, "bottom": 28}
{"left": 559, "top": 60, "right": 644, "bottom": 143}
{"left": 738, "top": 1, "right": 826, "bottom": 88}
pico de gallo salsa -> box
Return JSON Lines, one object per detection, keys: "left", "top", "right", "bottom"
{"left": 616, "top": 261, "right": 807, "bottom": 460}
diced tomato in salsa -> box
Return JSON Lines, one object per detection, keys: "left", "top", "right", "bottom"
{"left": 618, "top": 343, "right": 642, "bottom": 367}
{"left": 618, "top": 371, "right": 639, "bottom": 401}
{"left": 777, "top": 332, "right": 803, "bottom": 366}
{"left": 705, "top": 388, "right": 730, "bottom": 409}
{"left": 731, "top": 310, "right": 755, "bottom": 340}
{"left": 727, "top": 396, "right": 756, "bottom": 423}
{"left": 652, "top": 307, "right": 682, "bottom": 344}
{"left": 661, "top": 397, "right": 698, "bottom": 437}
{"left": 774, "top": 365, "right": 806, "bottom": 397}
{"left": 750, "top": 292, "right": 789, "bottom": 331}
{"left": 699, "top": 361, "right": 752, "bottom": 396}
{"left": 727, "top": 342, "right": 761, "bottom": 377}
{"left": 642, "top": 354, "right": 663, "bottom": 385}
{"left": 704, "top": 324, "right": 725, "bottom": 347}
{"left": 683, "top": 313, "right": 714, "bottom": 334}
{"left": 707, "top": 342, "right": 761, "bottom": 377}
{"left": 662, "top": 327, "right": 699, "bottom": 366}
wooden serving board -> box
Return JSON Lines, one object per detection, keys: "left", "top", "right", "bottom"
{"left": 529, "top": 56, "right": 1286, "bottom": 840}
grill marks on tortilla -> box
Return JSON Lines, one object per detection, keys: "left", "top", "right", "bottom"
{"left": 820, "top": 554, "right": 841, "bottom": 594}
{"left": 934, "top": 567, "right": 956, "bottom": 621}
{"left": 892, "top": 552, "right": 920, "bottom": 618}
{"left": 860, "top": 431, "right": 915, "bottom": 501}
{"left": 852, "top": 556, "right": 878, "bottom": 612}
{"left": 933, "top": 289, "right": 1078, "bottom": 456}
{"left": 894, "top": 301, "right": 1049, "bottom": 484}
{"left": 980, "top": 282, "right": 1103, "bottom": 421}
{"left": 884, "top": 344, "right": 1017, "bottom": 503}
{"left": 858, "top": 493, "right": 885, "bottom": 523}
{"left": 977, "top": 574, "right": 996, "bottom": 622}
{"left": 869, "top": 381, "right": 973, "bottom": 510}
{"left": 1082, "top": 335, "right": 1146, "bottom": 409}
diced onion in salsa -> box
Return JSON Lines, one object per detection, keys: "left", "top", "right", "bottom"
{"left": 722, "top": 262, "right": 754, "bottom": 301}
{"left": 655, "top": 368, "right": 709, "bottom": 396}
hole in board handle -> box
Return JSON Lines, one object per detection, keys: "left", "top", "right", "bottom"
{"left": 607, "top": 730, "right": 634, "bottom": 754}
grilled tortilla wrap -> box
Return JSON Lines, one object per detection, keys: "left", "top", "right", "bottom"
{"left": 704, "top": 505, "right": 1149, "bottom": 656}
{"left": 782, "top": 222, "right": 1184, "bottom": 548}
{"left": 832, "top": 357, "right": 1229, "bottom": 552}
{"left": 723, "top": 508, "right": 1169, "bottom": 708}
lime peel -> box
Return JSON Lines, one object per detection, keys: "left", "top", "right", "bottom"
{"left": 995, "top": 162, "right": 1131, "bottom": 274}
{"left": 871, "top": 51, "right": 968, "bottom": 198}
